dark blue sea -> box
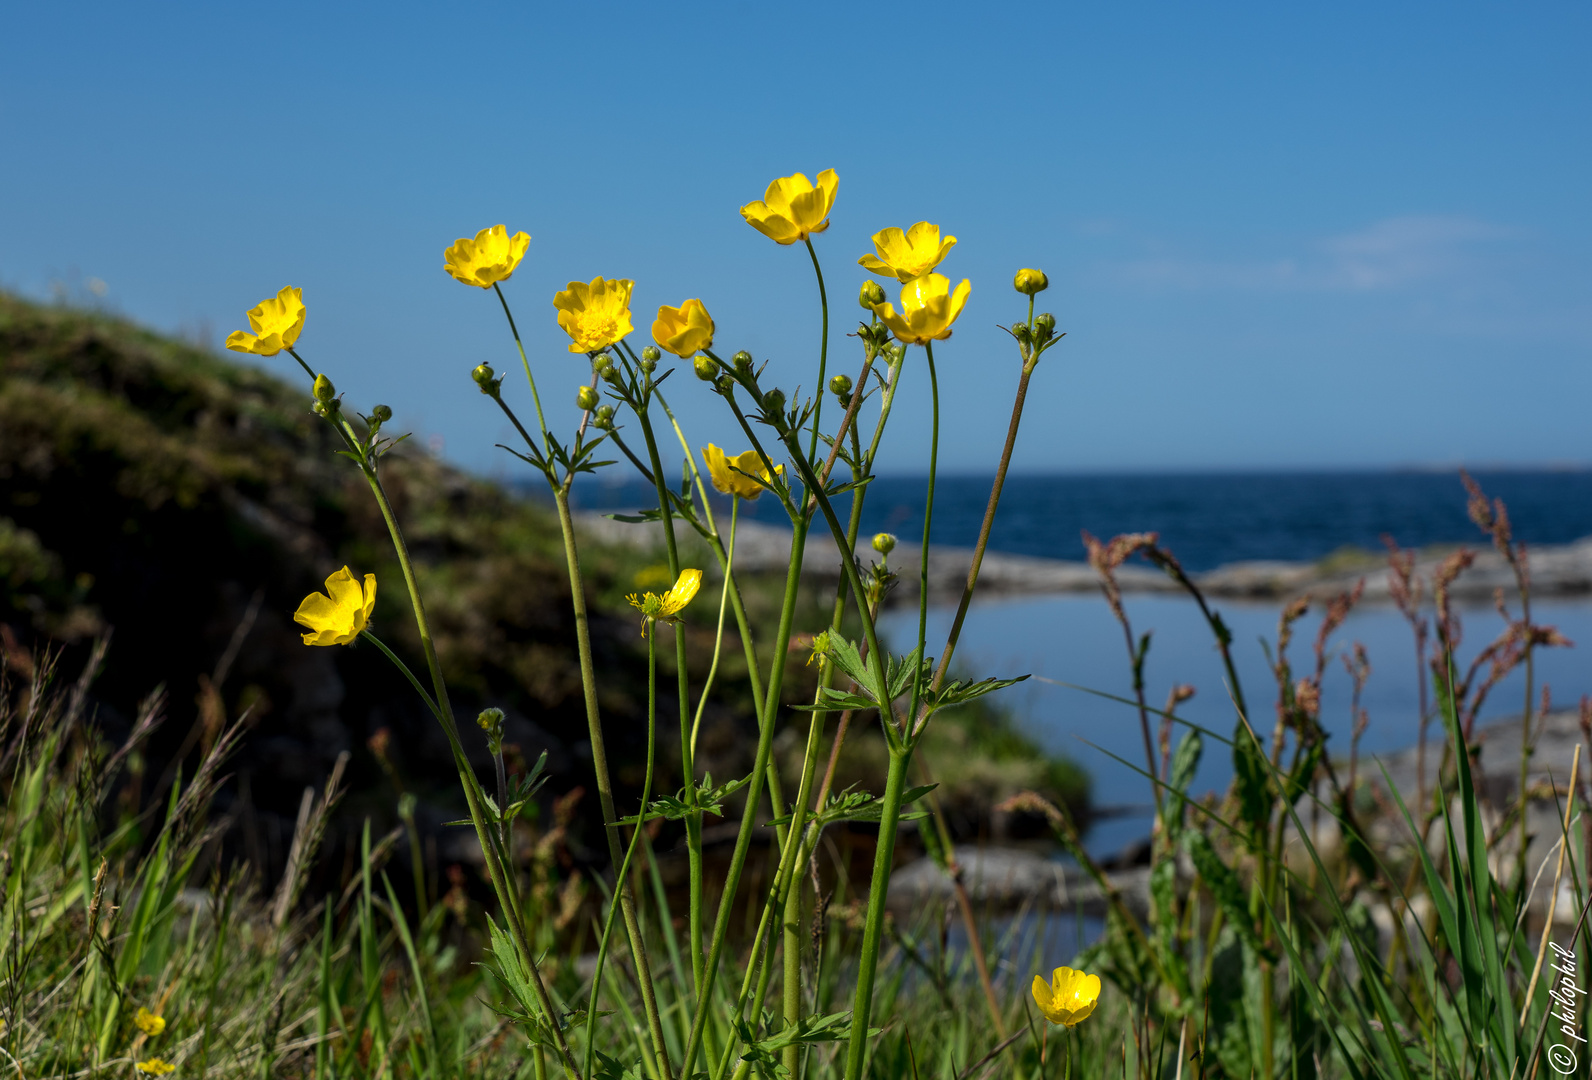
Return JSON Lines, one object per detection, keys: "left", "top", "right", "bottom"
{"left": 557, "top": 469, "right": 1592, "bottom": 570}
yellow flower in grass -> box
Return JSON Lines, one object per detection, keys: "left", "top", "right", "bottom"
{"left": 702, "top": 444, "right": 781, "bottom": 501}
{"left": 871, "top": 273, "right": 971, "bottom": 345}
{"left": 858, "top": 222, "right": 957, "bottom": 282}
{"left": 135, "top": 1060, "right": 176, "bottom": 1076}
{"left": 626, "top": 569, "right": 702, "bottom": 634}
{"left": 134, "top": 1007, "right": 166, "bottom": 1036}
{"left": 293, "top": 567, "right": 376, "bottom": 646}
{"left": 444, "top": 225, "right": 531, "bottom": 288}
{"left": 652, "top": 298, "right": 715, "bottom": 358}
{"left": 224, "top": 287, "right": 305, "bottom": 357}
{"left": 740, "top": 169, "right": 838, "bottom": 245}
{"left": 1031, "top": 966, "right": 1100, "bottom": 1027}
{"left": 553, "top": 277, "right": 635, "bottom": 354}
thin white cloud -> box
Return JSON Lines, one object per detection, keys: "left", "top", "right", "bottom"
{"left": 1113, "top": 215, "right": 1520, "bottom": 293}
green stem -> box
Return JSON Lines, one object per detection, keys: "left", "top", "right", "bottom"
{"left": 904, "top": 342, "right": 940, "bottom": 734}
{"left": 920, "top": 353, "right": 1034, "bottom": 706}
{"left": 803, "top": 237, "right": 830, "bottom": 464}
{"left": 583, "top": 625, "right": 663, "bottom": 1080}
{"left": 692, "top": 500, "right": 737, "bottom": 760}
{"left": 781, "top": 374, "right": 878, "bottom": 1080}
{"left": 360, "top": 631, "right": 441, "bottom": 722}
{"left": 493, "top": 283, "right": 549, "bottom": 453}
{"left": 284, "top": 347, "right": 317, "bottom": 381}
{"left": 654, "top": 387, "right": 768, "bottom": 717}
{"left": 680, "top": 513, "right": 810, "bottom": 1078}
{"left": 633, "top": 387, "right": 705, "bottom": 1012}
{"left": 843, "top": 747, "right": 911, "bottom": 1080}
{"left": 551, "top": 485, "right": 674, "bottom": 1080}
{"left": 360, "top": 470, "right": 579, "bottom": 1079}
{"left": 843, "top": 342, "right": 940, "bottom": 1080}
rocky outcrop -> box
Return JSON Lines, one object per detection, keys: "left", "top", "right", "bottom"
{"left": 582, "top": 512, "right": 1592, "bottom": 604}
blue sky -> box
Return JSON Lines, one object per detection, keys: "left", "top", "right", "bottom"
{"left": 3, "top": 1, "right": 1588, "bottom": 477}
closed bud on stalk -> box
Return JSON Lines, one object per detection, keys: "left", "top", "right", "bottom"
{"left": 1011, "top": 322, "right": 1032, "bottom": 346}
{"left": 472, "top": 363, "right": 497, "bottom": 392}
{"left": 732, "top": 350, "right": 754, "bottom": 374}
{"left": 859, "top": 280, "right": 887, "bottom": 310}
{"left": 640, "top": 344, "right": 660, "bottom": 372}
{"left": 829, "top": 374, "right": 853, "bottom": 398}
{"left": 312, "top": 399, "right": 339, "bottom": 419}
{"left": 601, "top": 364, "right": 624, "bottom": 384}
{"left": 592, "top": 354, "right": 614, "bottom": 377}
{"left": 872, "top": 532, "right": 898, "bottom": 556}
{"left": 370, "top": 404, "right": 393, "bottom": 424}
{"left": 594, "top": 404, "right": 616, "bottom": 428}
{"left": 313, "top": 373, "right": 336, "bottom": 403}
{"left": 476, "top": 707, "right": 505, "bottom": 752}
{"left": 1033, "top": 312, "right": 1056, "bottom": 344}
{"left": 714, "top": 374, "right": 735, "bottom": 394}
{"left": 694, "top": 355, "right": 720, "bottom": 381}
{"left": 576, "top": 385, "right": 600, "bottom": 411}
{"left": 762, "top": 388, "right": 786, "bottom": 416}
{"left": 1013, "top": 268, "right": 1049, "bottom": 295}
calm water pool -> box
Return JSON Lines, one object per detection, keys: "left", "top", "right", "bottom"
{"left": 882, "top": 593, "right": 1592, "bottom": 856}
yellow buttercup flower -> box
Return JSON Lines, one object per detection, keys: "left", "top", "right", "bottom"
{"left": 652, "top": 299, "right": 715, "bottom": 358}
{"left": 872, "top": 273, "right": 971, "bottom": 345}
{"left": 293, "top": 567, "right": 377, "bottom": 646}
{"left": 1031, "top": 966, "right": 1100, "bottom": 1027}
{"left": 626, "top": 569, "right": 702, "bottom": 635}
{"left": 224, "top": 287, "right": 305, "bottom": 357}
{"left": 858, "top": 222, "right": 958, "bottom": 282}
{"left": 702, "top": 444, "right": 781, "bottom": 501}
{"left": 135, "top": 1060, "right": 176, "bottom": 1076}
{"left": 740, "top": 169, "right": 838, "bottom": 245}
{"left": 134, "top": 1007, "right": 166, "bottom": 1036}
{"left": 553, "top": 277, "right": 635, "bottom": 354}
{"left": 443, "top": 225, "right": 531, "bottom": 288}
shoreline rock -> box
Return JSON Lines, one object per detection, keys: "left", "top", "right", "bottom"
{"left": 578, "top": 513, "right": 1592, "bottom": 604}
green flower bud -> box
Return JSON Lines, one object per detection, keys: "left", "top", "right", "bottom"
{"left": 732, "top": 350, "right": 754, "bottom": 374}
{"left": 1033, "top": 312, "right": 1057, "bottom": 345}
{"left": 713, "top": 374, "right": 734, "bottom": 394}
{"left": 829, "top": 373, "right": 853, "bottom": 398}
{"left": 640, "top": 345, "right": 661, "bottom": 372}
{"left": 576, "top": 385, "right": 600, "bottom": 411}
{"left": 601, "top": 364, "right": 624, "bottom": 384}
{"left": 370, "top": 404, "right": 393, "bottom": 424}
{"left": 1014, "top": 268, "right": 1049, "bottom": 296}
{"left": 592, "top": 354, "right": 614, "bottom": 377}
{"left": 476, "top": 707, "right": 505, "bottom": 752}
{"left": 1011, "top": 322, "right": 1032, "bottom": 346}
{"left": 761, "top": 388, "right": 786, "bottom": 416}
{"left": 313, "top": 373, "right": 336, "bottom": 403}
{"left": 872, "top": 532, "right": 898, "bottom": 556}
{"left": 472, "top": 363, "right": 498, "bottom": 393}
{"left": 312, "top": 399, "right": 340, "bottom": 419}
{"left": 594, "top": 404, "right": 616, "bottom": 429}
{"left": 694, "top": 355, "right": 720, "bottom": 381}
{"left": 859, "top": 280, "right": 887, "bottom": 310}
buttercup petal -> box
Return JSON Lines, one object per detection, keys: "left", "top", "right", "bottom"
{"left": 814, "top": 169, "right": 838, "bottom": 214}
